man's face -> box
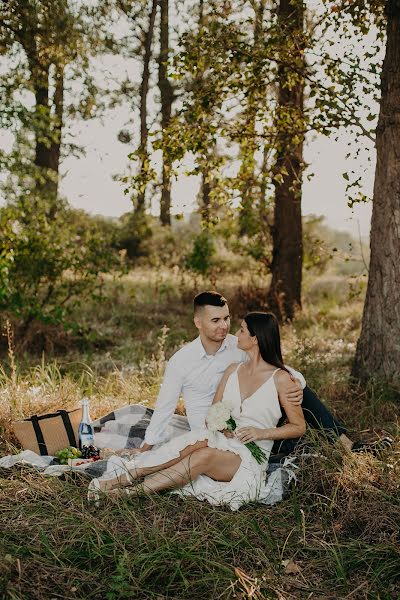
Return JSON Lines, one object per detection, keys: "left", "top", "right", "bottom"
{"left": 194, "top": 304, "right": 231, "bottom": 343}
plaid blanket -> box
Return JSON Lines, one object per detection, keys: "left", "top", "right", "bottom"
{"left": 93, "top": 404, "right": 191, "bottom": 451}
{"left": 0, "top": 404, "right": 298, "bottom": 505}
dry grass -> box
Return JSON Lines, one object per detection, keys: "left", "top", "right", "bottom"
{"left": 1, "top": 443, "right": 399, "bottom": 599}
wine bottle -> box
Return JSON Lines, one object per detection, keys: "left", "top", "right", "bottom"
{"left": 78, "top": 398, "right": 94, "bottom": 451}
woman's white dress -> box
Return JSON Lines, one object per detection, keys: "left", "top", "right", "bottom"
{"left": 125, "top": 365, "right": 283, "bottom": 511}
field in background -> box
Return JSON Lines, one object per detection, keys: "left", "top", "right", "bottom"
{"left": 1, "top": 263, "right": 399, "bottom": 599}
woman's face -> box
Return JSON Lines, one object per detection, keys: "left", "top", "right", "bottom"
{"left": 236, "top": 320, "right": 257, "bottom": 351}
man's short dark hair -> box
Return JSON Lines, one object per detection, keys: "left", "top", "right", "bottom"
{"left": 194, "top": 291, "right": 227, "bottom": 314}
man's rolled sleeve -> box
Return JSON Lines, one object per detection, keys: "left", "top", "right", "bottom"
{"left": 143, "top": 357, "right": 183, "bottom": 446}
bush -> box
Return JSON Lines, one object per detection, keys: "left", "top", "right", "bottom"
{"left": 0, "top": 198, "right": 121, "bottom": 332}
{"left": 184, "top": 230, "right": 216, "bottom": 275}
{"left": 114, "top": 211, "right": 153, "bottom": 259}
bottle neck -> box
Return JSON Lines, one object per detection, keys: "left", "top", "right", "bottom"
{"left": 81, "top": 400, "right": 91, "bottom": 424}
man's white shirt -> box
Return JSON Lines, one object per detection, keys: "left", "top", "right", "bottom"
{"left": 143, "top": 333, "right": 306, "bottom": 446}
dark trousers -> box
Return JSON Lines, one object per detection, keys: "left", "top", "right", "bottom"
{"left": 271, "top": 386, "right": 347, "bottom": 456}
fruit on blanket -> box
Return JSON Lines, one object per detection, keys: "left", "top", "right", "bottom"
{"left": 55, "top": 446, "right": 82, "bottom": 464}
{"left": 81, "top": 445, "right": 100, "bottom": 459}
{"left": 68, "top": 457, "right": 101, "bottom": 466}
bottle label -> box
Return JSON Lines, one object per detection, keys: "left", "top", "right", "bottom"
{"left": 79, "top": 422, "right": 94, "bottom": 449}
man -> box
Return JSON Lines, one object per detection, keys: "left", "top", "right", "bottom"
{"left": 139, "top": 291, "right": 355, "bottom": 458}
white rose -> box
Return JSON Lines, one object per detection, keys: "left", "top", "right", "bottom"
{"left": 206, "top": 400, "right": 233, "bottom": 432}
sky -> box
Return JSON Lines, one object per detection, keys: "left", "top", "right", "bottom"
{"left": 59, "top": 106, "right": 374, "bottom": 238}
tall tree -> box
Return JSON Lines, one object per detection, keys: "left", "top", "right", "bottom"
{"left": 140, "top": 0, "right": 158, "bottom": 215}
{"left": 266, "top": 0, "right": 305, "bottom": 321}
{"left": 352, "top": 0, "right": 400, "bottom": 384}
{"left": 1, "top": 1, "right": 73, "bottom": 206}
{"left": 197, "top": 0, "right": 212, "bottom": 223}
{"left": 238, "top": 0, "right": 267, "bottom": 237}
{"left": 0, "top": 0, "right": 117, "bottom": 211}
{"left": 158, "top": 0, "right": 174, "bottom": 225}
{"left": 131, "top": 0, "right": 158, "bottom": 214}
{"left": 195, "top": 0, "right": 218, "bottom": 225}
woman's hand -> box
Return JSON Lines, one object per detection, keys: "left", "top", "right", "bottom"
{"left": 222, "top": 428, "right": 235, "bottom": 439}
{"left": 235, "top": 427, "right": 265, "bottom": 444}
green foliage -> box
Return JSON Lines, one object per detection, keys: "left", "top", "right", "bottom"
{"left": 106, "top": 552, "right": 137, "bottom": 600}
{"left": 142, "top": 217, "right": 195, "bottom": 268}
{"left": 114, "top": 211, "right": 153, "bottom": 260}
{"left": 302, "top": 215, "right": 369, "bottom": 277}
{"left": 184, "top": 230, "right": 216, "bottom": 275}
{"left": 303, "top": 216, "right": 333, "bottom": 274}
{"left": 126, "top": 0, "right": 383, "bottom": 226}
{"left": 0, "top": 198, "right": 121, "bottom": 328}
{"left": 113, "top": 214, "right": 204, "bottom": 266}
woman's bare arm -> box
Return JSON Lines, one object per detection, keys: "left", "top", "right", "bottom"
{"left": 265, "top": 370, "right": 306, "bottom": 439}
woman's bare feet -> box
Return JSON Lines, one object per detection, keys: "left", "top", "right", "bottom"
{"left": 97, "top": 471, "right": 132, "bottom": 493}
{"left": 88, "top": 478, "right": 144, "bottom": 505}
{"left": 107, "top": 484, "right": 145, "bottom": 499}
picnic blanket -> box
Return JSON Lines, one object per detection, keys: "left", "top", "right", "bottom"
{"left": 0, "top": 404, "right": 298, "bottom": 506}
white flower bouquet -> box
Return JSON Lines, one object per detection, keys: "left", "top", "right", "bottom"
{"left": 206, "top": 401, "right": 268, "bottom": 464}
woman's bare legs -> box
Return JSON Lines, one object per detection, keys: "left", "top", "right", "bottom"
{"left": 98, "top": 440, "right": 209, "bottom": 492}
{"left": 116, "top": 447, "right": 241, "bottom": 496}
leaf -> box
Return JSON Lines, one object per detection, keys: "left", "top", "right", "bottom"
{"left": 282, "top": 559, "right": 302, "bottom": 575}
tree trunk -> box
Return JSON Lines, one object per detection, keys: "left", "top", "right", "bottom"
{"left": 352, "top": 0, "right": 400, "bottom": 385}
{"left": 238, "top": 0, "right": 266, "bottom": 237}
{"left": 196, "top": 0, "right": 213, "bottom": 226}
{"left": 158, "top": 0, "right": 173, "bottom": 225}
{"left": 267, "top": 0, "right": 305, "bottom": 321}
{"left": 31, "top": 57, "right": 64, "bottom": 208}
{"left": 33, "top": 65, "right": 52, "bottom": 178}
{"left": 33, "top": 62, "right": 64, "bottom": 211}
{"left": 49, "top": 64, "right": 64, "bottom": 203}
{"left": 200, "top": 168, "right": 211, "bottom": 223}
{"left": 136, "top": 0, "right": 158, "bottom": 214}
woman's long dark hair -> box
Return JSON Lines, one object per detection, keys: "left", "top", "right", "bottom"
{"left": 244, "top": 312, "right": 290, "bottom": 374}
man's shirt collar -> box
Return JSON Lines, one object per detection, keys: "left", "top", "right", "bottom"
{"left": 194, "top": 335, "right": 230, "bottom": 359}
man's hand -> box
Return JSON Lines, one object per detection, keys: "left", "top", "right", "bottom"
{"left": 235, "top": 427, "right": 264, "bottom": 444}
{"left": 285, "top": 376, "right": 303, "bottom": 405}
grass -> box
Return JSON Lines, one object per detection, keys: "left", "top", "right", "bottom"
{"left": 1, "top": 447, "right": 399, "bottom": 599}
{"left": 0, "top": 267, "right": 399, "bottom": 599}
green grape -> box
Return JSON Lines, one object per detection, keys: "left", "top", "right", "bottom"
{"left": 55, "top": 446, "right": 83, "bottom": 463}
{"left": 56, "top": 446, "right": 77, "bottom": 464}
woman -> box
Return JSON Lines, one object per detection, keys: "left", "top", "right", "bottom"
{"left": 89, "top": 312, "right": 306, "bottom": 510}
